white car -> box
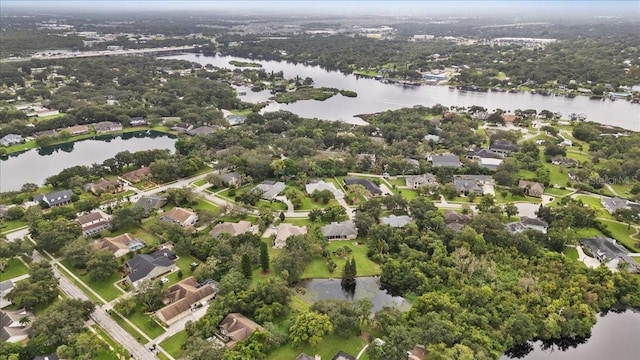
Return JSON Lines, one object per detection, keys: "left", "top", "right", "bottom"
{"left": 160, "top": 278, "right": 169, "bottom": 284}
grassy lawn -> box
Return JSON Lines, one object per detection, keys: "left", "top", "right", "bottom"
{"left": 598, "top": 220, "right": 640, "bottom": 253}
{"left": 543, "top": 162, "right": 569, "bottom": 187}
{"left": 397, "top": 189, "right": 419, "bottom": 200}
{"left": 386, "top": 177, "right": 407, "bottom": 187}
{"left": 495, "top": 191, "right": 541, "bottom": 204}
{"left": 92, "top": 325, "right": 129, "bottom": 359}
{"left": 301, "top": 241, "right": 380, "bottom": 279}
{"left": 516, "top": 169, "right": 538, "bottom": 181}
{"left": 267, "top": 334, "right": 367, "bottom": 360}
{"left": 164, "top": 253, "right": 200, "bottom": 286}
{"left": 566, "top": 150, "right": 592, "bottom": 163}
{"left": 575, "top": 195, "right": 614, "bottom": 220}
{"left": 544, "top": 187, "right": 573, "bottom": 196}
{"left": 324, "top": 178, "right": 346, "bottom": 192}
{"left": 192, "top": 179, "right": 208, "bottom": 186}
{"left": 299, "top": 197, "right": 339, "bottom": 211}
{"left": 563, "top": 247, "right": 579, "bottom": 260}
{"left": 111, "top": 311, "right": 147, "bottom": 343}
{"left": 1, "top": 257, "right": 29, "bottom": 279}
{"left": 60, "top": 259, "right": 124, "bottom": 302}
{"left": 609, "top": 183, "right": 636, "bottom": 199}
{"left": 575, "top": 227, "right": 605, "bottom": 238}
{"left": 127, "top": 310, "right": 165, "bottom": 339}
{"left": 0, "top": 218, "right": 29, "bottom": 233}
{"left": 632, "top": 256, "right": 640, "bottom": 265}
{"left": 259, "top": 199, "right": 288, "bottom": 211}
{"left": 193, "top": 199, "right": 219, "bottom": 213}
{"left": 159, "top": 330, "right": 188, "bottom": 358}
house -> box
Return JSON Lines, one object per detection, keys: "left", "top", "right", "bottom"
{"left": 187, "top": 126, "right": 216, "bottom": 136}
{"left": 92, "top": 233, "right": 145, "bottom": 258}
{"left": 405, "top": 174, "right": 438, "bottom": 189}
{"left": 295, "top": 354, "right": 320, "bottom": 360}
{"left": 478, "top": 157, "right": 503, "bottom": 170}
{"left": 321, "top": 220, "right": 358, "bottom": 240}
{"left": 33, "top": 129, "right": 58, "bottom": 137}
{"left": 580, "top": 237, "right": 639, "bottom": 273}
{"left": 552, "top": 157, "right": 579, "bottom": 167}
{"left": 122, "top": 167, "right": 152, "bottom": 183}
{"left": 305, "top": 180, "right": 345, "bottom": 200}
{"left": 380, "top": 215, "right": 412, "bottom": 228}
{"left": 355, "top": 153, "right": 377, "bottom": 168}
{"left": 506, "top": 216, "right": 548, "bottom": 234}
{"left": 0, "top": 205, "right": 9, "bottom": 219}
{"left": 490, "top": 139, "right": 519, "bottom": 154}
{"left": 444, "top": 210, "right": 472, "bottom": 232}
{"left": 77, "top": 211, "right": 111, "bottom": 237}
{"left": 134, "top": 195, "right": 168, "bottom": 215}
{"left": 125, "top": 248, "right": 177, "bottom": 288}
{"left": 0, "top": 309, "right": 34, "bottom": 343}
{"left": 600, "top": 196, "right": 640, "bottom": 214}
{"left": 64, "top": 125, "right": 90, "bottom": 135}
{"left": 221, "top": 172, "right": 242, "bottom": 187}
{"left": 408, "top": 344, "right": 429, "bottom": 360}
{"left": 93, "top": 121, "right": 123, "bottom": 133}
{"left": 129, "top": 117, "right": 147, "bottom": 126}
{"left": 430, "top": 154, "right": 462, "bottom": 168}
{"left": 171, "top": 123, "right": 193, "bottom": 132}
{"left": 0, "top": 134, "right": 23, "bottom": 147}
{"left": 161, "top": 207, "right": 198, "bottom": 227}
{"left": 502, "top": 114, "right": 517, "bottom": 124}
{"left": 0, "top": 281, "right": 14, "bottom": 308}
{"left": 156, "top": 277, "right": 217, "bottom": 325}
{"left": 403, "top": 158, "right": 420, "bottom": 168}
{"left": 33, "top": 354, "right": 59, "bottom": 360}
{"left": 518, "top": 180, "right": 545, "bottom": 197}
{"left": 466, "top": 148, "right": 503, "bottom": 159}
{"left": 209, "top": 221, "right": 255, "bottom": 238}
{"left": 453, "top": 175, "right": 494, "bottom": 196}
{"left": 226, "top": 115, "right": 246, "bottom": 126}
{"left": 344, "top": 178, "right": 382, "bottom": 196}
{"left": 331, "top": 351, "right": 357, "bottom": 360}
{"left": 217, "top": 313, "right": 264, "bottom": 348}
{"left": 84, "top": 177, "right": 124, "bottom": 196}
{"left": 273, "top": 224, "right": 307, "bottom": 249}
{"left": 34, "top": 189, "right": 73, "bottom": 207}
{"left": 424, "top": 134, "right": 441, "bottom": 143}
{"left": 254, "top": 181, "right": 286, "bottom": 200}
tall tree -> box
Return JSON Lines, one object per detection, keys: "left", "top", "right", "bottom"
{"left": 241, "top": 253, "right": 253, "bottom": 279}
{"left": 289, "top": 311, "right": 334, "bottom": 346}
{"left": 260, "top": 242, "right": 270, "bottom": 273}
{"left": 86, "top": 250, "right": 118, "bottom": 281}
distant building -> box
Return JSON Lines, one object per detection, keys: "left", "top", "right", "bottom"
{"left": 321, "top": 220, "right": 358, "bottom": 240}
{"left": 226, "top": 115, "right": 246, "bottom": 126}
{"left": 93, "top": 121, "right": 123, "bottom": 133}
{"left": 273, "top": 224, "right": 307, "bottom": 249}
{"left": 380, "top": 215, "right": 413, "bottom": 228}
{"left": 209, "top": 221, "right": 255, "bottom": 238}
{"left": 444, "top": 210, "right": 472, "bottom": 232}
{"left": 217, "top": 313, "right": 264, "bottom": 349}
{"left": 453, "top": 175, "right": 494, "bottom": 196}
{"left": 134, "top": 195, "right": 167, "bottom": 215}
{"left": 0, "top": 134, "right": 23, "bottom": 147}
{"left": 600, "top": 196, "right": 640, "bottom": 214}
{"left": 0, "top": 281, "right": 14, "bottom": 308}
{"left": 83, "top": 178, "right": 124, "bottom": 196}
{"left": 92, "top": 233, "right": 145, "bottom": 258}
{"left": 405, "top": 174, "right": 438, "bottom": 189}
{"left": 129, "top": 117, "right": 147, "bottom": 126}
{"left": 77, "top": 211, "right": 111, "bottom": 237}
{"left": 220, "top": 172, "right": 242, "bottom": 187}
{"left": 34, "top": 189, "right": 73, "bottom": 207}
{"left": 331, "top": 351, "right": 357, "bottom": 360}
{"left": 305, "top": 180, "right": 345, "bottom": 200}
{"left": 161, "top": 207, "right": 198, "bottom": 227}
{"left": 478, "top": 157, "right": 503, "bottom": 170}
{"left": 1, "top": 309, "right": 34, "bottom": 343}
{"left": 344, "top": 178, "right": 382, "bottom": 196}
{"left": 253, "top": 181, "right": 286, "bottom": 200}
{"left": 430, "top": 154, "right": 462, "bottom": 168}
{"left": 580, "top": 237, "right": 638, "bottom": 273}
{"left": 64, "top": 125, "right": 90, "bottom": 135}
{"left": 187, "top": 126, "right": 216, "bottom": 136}
{"left": 490, "top": 139, "right": 519, "bottom": 154}
{"left": 506, "top": 216, "right": 548, "bottom": 234}
{"left": 122, "top": 167, "right": 152, "bottom": 183}
{"left": 518, "top": 180, "right": 545, "bottom": 198}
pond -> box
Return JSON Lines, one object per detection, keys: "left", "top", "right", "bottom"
{"left": 0, "top": 131, "right": 176, "bottom": 192}
{"left": 162, "top": 53, "right": 640, "bottom": 131}
{"left": 300, "top": 276, "right": 411, "bottom": 313}
{"left": 501, "top": 310, "right": 640, "bottom": 360}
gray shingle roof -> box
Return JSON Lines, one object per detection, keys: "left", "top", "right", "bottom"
{"left": 321, "top": 220, "right": 357, "bottom": 238}
{"left": 431, "top": 154, "right": 462, "bottom": 168}
{"left": 380, "top": 215, "right": 413, "bottom": 228}
{"left": 135, "top": 195, "right": 168, "bottom": 214}
{"left": 344, "top": 178, "right": 381, "bottom": 196}
{"left": 34, "top": 189, "right": 73, "bottom": 207}
{"left": 254, "top": 181, "right": 286, "bottom": 200}
{"left": 126, "top": 249, "right": 176, "bottom": 283}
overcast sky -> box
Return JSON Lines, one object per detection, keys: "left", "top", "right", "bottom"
{"left": 2, "top": 0, "right": 639, "bottom": 16}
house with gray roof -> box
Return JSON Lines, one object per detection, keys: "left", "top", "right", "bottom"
{"left": 254, "top": 181, "right": 286, "bottom": 200}
{"left": 380, "top": 215, "right": 413, "bottom": 228}
{"left": 34, "top": 189, "right": 74, "bottom": 207}
{"left": 405, "top": 174, "right": 438, "bottom": 189}
{"left": 0, "top": 281, "right": 14, "bottom": 309}
{"left": 1, "top": 309, "right": 34, "bottom": 343}
{"left": 226, "top": 115, "right": 246, "bottom": 126}
{"left": 580, "top": 237, "right": 638, "bottom": 273}
{"left": 452, "top": 175, "right": 494, "bottom": 196}
{"left": 187, "top": 126, "right": 216, "bottom": 136}
{"left": 489, "top": 139, "right": 519, "bottom": 154}
{"left": 125, "top": 248, "right": 177, "bottom": 288}
{"left": 506, "top": 216, "right": 548, "bottom": 234}
{"left": 305, "top": 180, "right": 345, "bottom": 200}
{"left": 0, "top": 134, "right": 23, "bottom": 147}
{"left": 518, "top": 180, "right": 545, "bottom": 198}
{"left": 321, "top": 220, "right": 358, "bottom": 240}
{"left": 478, "top": 157, "right": 503, "bottom": 170}
{"left": 93, "top": 121, "right": 123, "bottom": 133}
{"left": 221, "top": 172, "right": 242, "bottom": 187}
{"left": 600, "top": 196, "right": 640, "bottom": 214}
{"left": 76, "top": 211, "right": 111, "bottom": 237}
{"left": 430, "top": 154, "right": 462, "bottom": 168}
{"left": 466, "top": 148, "right": 503, "bottom": 160}
{"left": 135, "top": 195, "right": 167, "bottom": 215}
{"left": 344, "top": 178, "right": 382, "bottom": 196}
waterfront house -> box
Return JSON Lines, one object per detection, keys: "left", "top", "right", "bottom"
{"left": 84, "top": 178, "right": 124, "bottom": 196}
{"left": 93, "top": 121, "right": 123, "bottom": 133}
{"left": 122, "top": 167, "right": 152, "bottom": 183}
{"left": 64, "top": 125, "right": 90, "bottom": 135}
{"left": 76, "top": 211, "right": 111, "bottom": 237}
{"left": 0, "top": 134, "right": 23, "bottom": 147}
{"left": 34, "top": 189, "right": 73, "bottom": 207}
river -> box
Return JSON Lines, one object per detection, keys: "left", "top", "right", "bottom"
{"left": 501, "top": 310, "right": 640, "bottom": 360}
{"left": 0, "top": 131, "right": 175, "bottom": 192}
{"left": 161, "top": 53, "right": 640, "bottom": 131}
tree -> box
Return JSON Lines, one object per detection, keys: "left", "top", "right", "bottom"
{"left": 166, "top": 187, "right": 199, "bottom": 206}
{"left": 503, "top": 202, "right": 518, "bottom": 219}
{"left": 216, "top": 269, "right": 251, "bottom": 296}
{"left": 63, "top": 237, "right": 90, "bottom": 269}
{"left": 57, "top": 331, "right": 106, "bottom": 360}
{"left": 613, "top": 207, "right": 639, "bottom": 230}
{"left": 5, "top": 206, "right": 24, "bottom": 220}
{"left": 193, "top": 256, "right": 220, "bottom": 282}
{"left": 7, "top": 261, "right": 58, "bottom": 310}
{"left": 29, "top": 299, "right": 94, "bottom": 349}
{"left": 289, "top": 311, "right": 334, "bottom": 346}
{"left": 182, "top": 336, "right": 226, "bottom": 360}
{"left": 73, "top": 197, "right": 101, "bottom": 213}
{"left": 136, "top": 279, "right": 167, "bottom": 312}
{"left": 110, "top": 206, "right": 145, "bottom": 230}
{"left": 260, "top": 242, "right": 270, "bottom": 273}
{"left": 87, "top": 250, "right": 118, "bottom": 281}
{"left": 477, "top": 194, "right": 496, "bottom": 212}
{"left": 342, "top": 258, "right": 357, "bottom": 286}
{"left": 241, "top": 253, "right": 252, "bottom": 279}
{"left": 31, "top": 218, "right": 82, "bottom": 253}
{"left": 284, "top": 187, "right": 305, "bottom": 209}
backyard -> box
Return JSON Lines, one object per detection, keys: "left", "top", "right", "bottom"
{"left": 301, "top": 240, "right": 381, "bottom": 279}
{"left": 2, "top": 257, "right": 29, "bottom": 279}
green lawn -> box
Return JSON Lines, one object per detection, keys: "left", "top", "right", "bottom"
{"left": 544, "top": 187, "right": 573, "bottom": 197}
{"left": 164, "top": 253, "right": 200, "bottom": 286}
{"left": 267, "top": 334, "right": 367, "bottom": 360}
{"left": 566, "top": 150, "right": 591, "bottom": 163}
{"left": 598, "top": 220, "right": 640, "bottom": 253}
{"left": 1, "top": 257, "right": 29, "bottom": 279}
{"left": 192, "top": 179, "right": 208, "bottom": 186}
{"left": 301, "top": 241, "right": 380, "bottom": 279}
{"left": 563, "top": 247, "right": 579, "bottom": 260}
{"left": 159, "top": 330, "right": 188, "bottom": 358}
{"left": 574, "top": 195, "right": 614, "bottom": 220}
{"left": 609, "top": 183, "right": 636, "bottom": 199}
{"left": 495, "top": 191, "right": 541, "bottom": 204}
{"left": 516, "top": 169, "right": 538, "bottom": 181}
{"left": 92, "top": 325, "right": 129, "bottom": 359}
{"left": 193, "top": 199, "right": 219, "bottom": 213}
{"left": 543, "top": 162, "right": 569, "bottom": 187}
{"left": 0, "top": 219, "right": 29, "bottom": 233}
{"left": 575, "top": 227, "right": 605, "bottom": 239}
{"left": 397, "top": 189, "right": 419, "bottom": 200}
{"left": 127, "top": 310, "right": 165, "bottom": 339}
{"left": 60, "top": 259, "right": 124, "bottom": 302}
{"left": 386, "top": 177, "right": 407, "bottom": 187}
{"left": 111, "top": 311, "right": 147, "bottom": 343}
{"left": 299, "top": 197, "right": 339, "bottom": 211}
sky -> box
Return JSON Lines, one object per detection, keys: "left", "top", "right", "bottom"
{"left": 1, "top": 0, "right": 639, "bottom": 16}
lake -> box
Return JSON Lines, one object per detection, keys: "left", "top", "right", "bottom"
{"left": 300, "top": 276, "right": 411, "bottom": 313}
{"left": 0, "top": 131, "right": 176, "bottom": 192}
{"left": 162, "top": 53, "right": 640, "bottom": 131}
{"left": 501, "top": 310, "right": 640, "bottom": 360}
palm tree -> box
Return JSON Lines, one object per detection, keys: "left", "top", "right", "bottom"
{"left": 19, "top": 316, "right": 31, "bottom": 327}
